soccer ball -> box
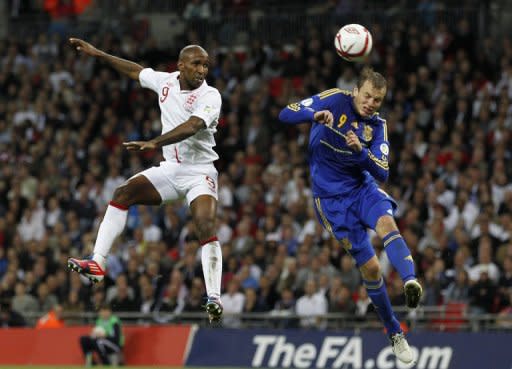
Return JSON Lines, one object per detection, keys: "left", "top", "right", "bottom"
{"left": 334, "top": 24, "right": 373, "bottom": 62}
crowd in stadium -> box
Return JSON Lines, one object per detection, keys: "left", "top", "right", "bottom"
{"left": 0, "top": 1, "right": 511, "bottom": 329}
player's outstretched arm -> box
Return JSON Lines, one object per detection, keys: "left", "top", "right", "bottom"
{"left": 123, "top": 116, "right": 206, "bottom": 151}
{"left": 278, "top": 102, "right": 333, "bottom": 126}
{"left": 69, "top": 38, "right": 143, "bottom": 80}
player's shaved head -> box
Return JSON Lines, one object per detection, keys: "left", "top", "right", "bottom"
{"left": 177, "top": 45, "right": 210, "bottom": 90}
{"left": 179, "top": 45, "right": 208, "bottom": 61}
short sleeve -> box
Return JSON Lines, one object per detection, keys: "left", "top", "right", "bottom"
{"left": 191, "top": 90, "right": 222, "bottom": 128}
{"left": 139, "top": 68, "right": 168, "bottom": 93}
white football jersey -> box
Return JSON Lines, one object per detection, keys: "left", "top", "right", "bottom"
{"left": 139, "top": 68, "right": 222, "bottom": 164}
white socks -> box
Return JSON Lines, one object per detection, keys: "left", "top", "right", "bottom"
{"left": 201, "top": 240, "right": 222, "bottom": 299}
{"left": 92, "top": 202, "right": 128, "bottom": 269}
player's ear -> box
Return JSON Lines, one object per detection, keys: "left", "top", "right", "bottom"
{"left": 177, "top": 60, "right": 184, "bottom": 71}
{"left": 353, "top": 87, "right": 359, "bottom": 96}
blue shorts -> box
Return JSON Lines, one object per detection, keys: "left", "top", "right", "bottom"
{"left": 313, "top": 186, "right": 397, "bottom": 267}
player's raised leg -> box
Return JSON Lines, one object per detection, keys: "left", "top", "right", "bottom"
{"left": 190, "top": 194, "right": 223, "bottom": 322}
{"left": 360, "top": 256, "right": 414, "bottom": 364}
{"left": 68, "top": 175, "right": 161, "bottom": 283}
{"left": 375, "top": 214, "right": 423, "bottom": 309}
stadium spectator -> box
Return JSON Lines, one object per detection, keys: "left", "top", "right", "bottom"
{"left": 36, "top": 303, "right": 65, "bottom": 328}
{"left": 355, "top": 285, "right": 375, "bottom": 319}
{"left": 62, "top": 289, "right": 85, "bottom": 323}
{"left": 469, "top": 271, "right": 497, "bottom": 314}
{"left": 0, "top": 301, "right": 26, "bottom": 327}
{"left": 79, "top": 303, "right": 124, "bottom": 366}
{"left": 11, "top": 281, "right": 38, "bottom": 321}
{"left": 220, "top": 278, "right": 244, "bottom": 328}
{"left": 469, "top": 238, "right": 500, "bottom": 283}
{"left": 295, "top": 278, "right": 328, "bottom": 329}
{"left": 338, "top": 254, "right": 361, "bottom": 293}
{"left": 270, "top": 287, "right": 297, "bottom": 328}
{"left": 183, "top": 0, "right": 211, "bottom": 21}
{"left": 328, "top": 283, "right": 356, "bottom": 315}
{"left": 36, "top": 282, "right": 59, "bottom": 313}
{"left": 442, "top": 269, "right": 471, "bottom": 304}
{"left": 182, "top": 277, "right": 206, "bottom": 314}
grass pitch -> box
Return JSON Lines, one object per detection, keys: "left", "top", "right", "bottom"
{"left": 0, "top": 367, "right": 263, "bottom": 369}
{"left": 0, "top": 367, "right": 218, "bottom": 369}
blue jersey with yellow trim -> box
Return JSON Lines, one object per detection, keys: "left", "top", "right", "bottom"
{"left": 278, "top": 88, "right": 389, "bottom": 198}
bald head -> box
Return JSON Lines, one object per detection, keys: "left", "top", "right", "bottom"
{"left": 177, "top": 45, "right": 210, "bottom": 90}
{"left": 179, "top": 45, "right": 208, "bottom": 61}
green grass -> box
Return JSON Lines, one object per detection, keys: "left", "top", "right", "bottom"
{"left": 0, "top": 367, "right": 219, "bottom": 369}
{"left": 0, "top": 367, "right": 261, "bottom": 369}
{"left": 0, "top": 367, "right": 225, "bottom": 369}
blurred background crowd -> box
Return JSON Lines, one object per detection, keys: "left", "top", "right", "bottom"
{"left": 1, "top": 0, "right": 512, "bottom": 330}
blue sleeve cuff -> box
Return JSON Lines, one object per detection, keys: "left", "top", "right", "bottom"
{"left": 304, "top": 108, "right": 316, "bottom": 121}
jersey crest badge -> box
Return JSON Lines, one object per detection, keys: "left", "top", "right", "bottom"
{"left": 363, "top": 125, "right": 373, "bottom": 141}
{"left": 184, "top": 94, "right": 197, "bottom": 111}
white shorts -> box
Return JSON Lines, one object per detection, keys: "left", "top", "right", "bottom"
{"left": 136, "top": 161, "right": 218, "bottom": 205}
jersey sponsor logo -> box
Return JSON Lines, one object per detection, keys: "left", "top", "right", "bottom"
{"left": 380, "top": 143, "right": 389, "bottom": 155}
{"left": 301, "top": 98, "right": 313, "bottom": 107}
{"left": 363, "top": 125, "right": 373, "bottom": 141}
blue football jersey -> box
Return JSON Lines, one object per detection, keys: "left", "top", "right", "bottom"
{"left": 279, "top": 88, "right": 390, "bottom": 197}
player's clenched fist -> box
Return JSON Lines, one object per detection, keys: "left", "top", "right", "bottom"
{"left": 314, "top": 110, "right": 334, "bottom": 126}
{"left": 346, "top": 130, "right": 362, "bottom": 152}
{"left": 69, "top": 38, "right": 103, "bottom": 57}
{"left": 123, "top": 141, "right": 158, "bottom": 151}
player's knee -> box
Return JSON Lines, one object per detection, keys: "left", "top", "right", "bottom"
{"left": 112, "top": 184, "right": 133, "bottom": 206}
{"left": 376, "top": 215, "right": 398, "bottom": 235}
{"left": 360, "top": 260, "right": 382, "bottom": 281}
{"left": 194, "top": 215, "right": 216, "bottom": 240}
